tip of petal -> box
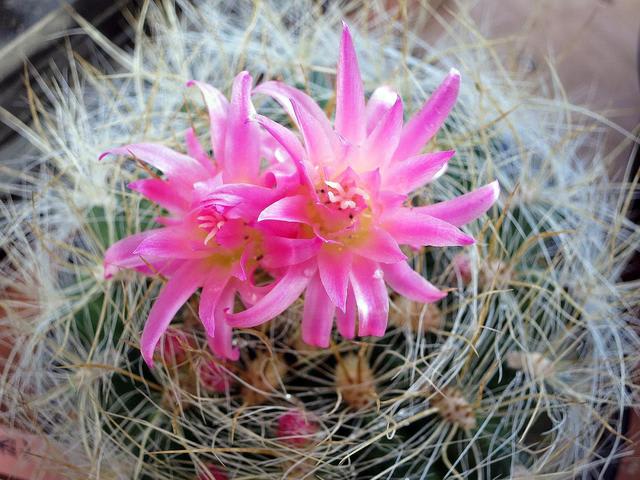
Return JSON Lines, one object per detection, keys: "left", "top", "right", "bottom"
{"left": 103, "top": 263, "right": 116, "bottom": 280}
{"left": 433, "top": 290, "right": 448, "bottom": 301}
{"left": 98, "top": 150, "right": 112, "bottom": 161}
{"left": 141, "top": 348, "right": 155, "bottom": 368}
{"left": 185, "top": 80, "right": 196, "bottom": 87}
{"left": 461, "top": 234, "right": 476, "bottom": 246}
{"left": 448, "top": 67, "right": 461, "bottom": 79}
{"left": 488, "top": 180, "right": 500, "bottom": 202}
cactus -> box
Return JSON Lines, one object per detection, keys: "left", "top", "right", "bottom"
{"left": 1, "top": 1, "right": 639, "bottom": 479}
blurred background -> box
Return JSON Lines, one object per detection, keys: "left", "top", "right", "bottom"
{"left": 0, "top": 0, "right": 638, "bottom": 478}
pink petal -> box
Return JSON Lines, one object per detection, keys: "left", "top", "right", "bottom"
{"left": 334, "top": 22, "right": 366, "bottom": 144}
{"left": 226, "top": 262, "right": 315, "bottom": 328}
{"left": 381, "top": 261, "right": 446, "bottom": 303}
{"left": 392, "top": 69, "right": 460, "bottom": 161}
{"left": 104, "top": 229, "right": 164, "bottom": 278}
{"left": 258, "top": 194, "right": 312, "bottom": 224}
{"left": 199, "top": 270, "right": 230, "bottom": 336}
{"left": 383, "top": 151, "right": 454, "bottom": 194}
{"left": 154, "top": 216, "right": 181, "bottom": 227}
{"left": 186, "top": 80, "right": 228, "bottom": 160}
{"left": 223, "top": 72, "right": 260, "bottom": 182}
{"left": 291, "top": 99, "right": 338, "bottom": 168}
{"left": 128, "top": 178, "right": 189, "bottom": 213}
{"left": 254, "top": 114, "right": 305, "bottom": 161}
{"left": 383, "top": 209, "right": 475, "bottom": 247}
{"left": 365, "top": 86, "right": 400, "bottom": 134}
{"left": 335, "top": 285, "right": 356, "bottom": 339}
{"left": 100, "top": 143, "right": 208, "bottom": 186}
{"left": 261, "top": 237, "right": 322, "bottom": 269}
{"left": 140, "top": 261, "right": 204, "bottom": 366}
{"left": 350, "top": 227, "right": 407, "bottom": 264}
{"left": 185, "top": 127, "right": 215, "bottom": 174}
{"left": 350, "top": 256, "right": 388, "bottom": 337}
{"left": 415, "top": 181, "right": 500, "bottom": 227}
{"left": 254, "top": 81, "right": 334, "bottom": 140}
{"left": 201, "top": 183, "right": 277, "bottom": 220}
{"left": 302, "top": 273, "right": 336, "bottom": 347}
{"left": 318, "top": 246, "right": 351, "bottom": 312}
{"left": 360, "top": 95, "right": 403, "bottom": 169}
{"left": 206, "top": 284, "right": 239, "bottom": 361}
{"left": 255, "top": 114, "right": 315, "bottom": 192}
{"left": 133, "top": 227, "right": 210, "bottom": 259}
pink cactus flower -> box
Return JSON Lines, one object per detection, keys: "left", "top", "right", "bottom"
{"left": 225, "top": 23, "right": 499, "bottom": 347}
{"left": 101, "top": 72, "right": 297, "bottom": 366}
{"left": 276, "top": 409, "right": 319, "bottom": 447}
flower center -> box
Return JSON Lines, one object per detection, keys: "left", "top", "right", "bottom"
{"left": 197, "top": 208, "right": 227, "bottom": 245}
{"left": 309, "top": 176, "right": 374, "bottom": 242}
{"left": 317, "top": 179, "right": 369, "bottom": 214}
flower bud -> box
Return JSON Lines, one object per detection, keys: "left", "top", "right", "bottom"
{"left": 276, "top": 408, "right": 319, "bottom": 447}
{"left": 198, "top": 464, "right": 228, "bottom": 480}
{"left": 198, "top": 359, "right": 234, "bottom": 393}
{"left": 156, "top": 327, "right": 194, "bottom": 366}
{"left": 452, "top": 253, "right": 473, "bottom": 285}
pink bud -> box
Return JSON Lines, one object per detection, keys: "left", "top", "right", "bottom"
{"left": 452, "top": 253, "right": 473, "bottom": 285}
{"left": 157, "top": 328, "right": 193, "bottom": 365}
{"left": 276, "top": 409, "right": 319, "bottom": 447}
{"left": 198, "top": 464, "right": 228, "bottom": 480}
{"left": 198, "top": 360, "right": 234, "bottom": 393}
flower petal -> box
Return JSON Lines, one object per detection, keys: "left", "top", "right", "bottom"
{"left": 415, "top": 181, "right": 500, "bottom": 226}
{"left": 206, "top": 284, "right": 239, "bottom": 361}
{"left": 262, "top": 236, "right": 322, "bottom": 269}
{"left": 318, "top": 245, "right": 351, "bottom": 312}
{"left": 223, "top": 72, "right": 260, "bottom": 182}
{"left": 382, "top": 261, "right": 446, "bottom": 303}
{"left": 133, "top": 227, "right": 210, "bottom": 259}
{"left": 383, "top": 209, "right": 475, "bottom": 247}
{"left": 186, "top": 80, "right": 229, "bottom": 159}
{"left": 365, "top": 86, "right": 399, "bottom": 134}
{"left": 128, "top": 178, "right": 189, "bottom": 213}
{"left": 335, "top": 22, "right": 366, "bottom": 144}
{"left": 100, "top": 143, "right": 208, "bottom": 186}
{"left": 140, "top": 261, "right": 204, "bottom": 366}
{"left": 185, "top": 127, "right": 215, "bottom": 174}
{"left": 302, "top": 273, "right": 336, "bottom": 348}
{"left": 360, "top": 95, "right": 403, "bottom": 169}
{"left": 104, "top": 229, "right": 166, "bottom": 278}
{"left": 393, "top": 69, "right": 460, "bottom": 161}
{"left": 255, "top": 114, "right": 315, "bottom": 192}
{"left": 226, "top": 262, "right": 315, "bottom": 328}
{"left": 350, "top": 256, "right": 388, "bottom": 337}
{"left": 258, "top": 194, "right": 312, "bottom": 224}
{"left": 199, "top": 270, "right": 230, "bottom": 336}
{"left": 291, "top": 99, "right": 338, "bottom": 168}
{"left": 383, "top": 151, "right": 454, "bottom": 194}
{"left": 335, "top": 285, "right": 356, "bottom": 339}
{"left": 201, "top": 183, "right": 278, "bottom": 220}
{"left": 254, "top": 81, "right": 334, "bottom": 139}
{"left": 351, "top": 227, "right": 406, "bottom": 263}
